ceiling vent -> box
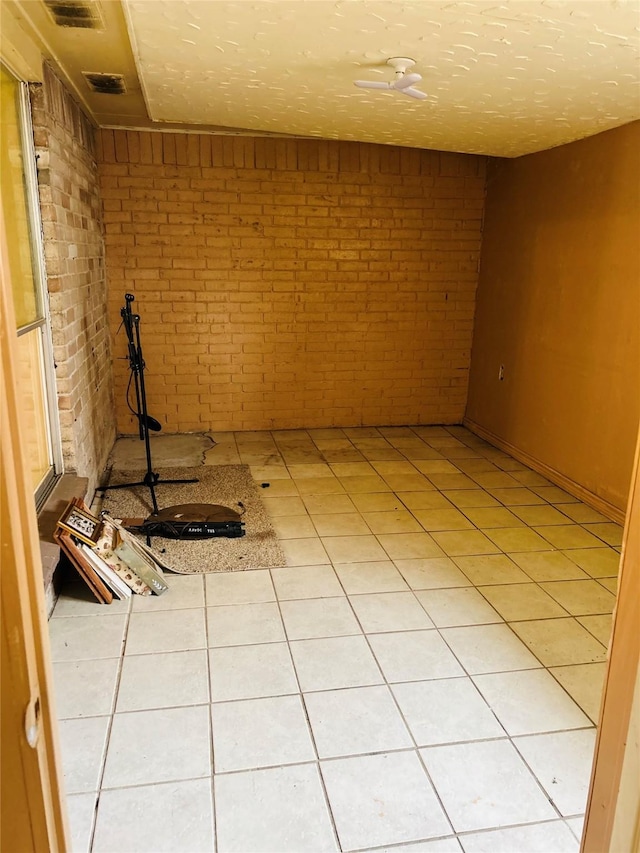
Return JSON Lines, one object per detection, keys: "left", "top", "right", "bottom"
{"left": 43, "top": 0, "right": 103, "bottom": 29}
{"left": 82, "top": 72, "right": 126, "bottom": 95}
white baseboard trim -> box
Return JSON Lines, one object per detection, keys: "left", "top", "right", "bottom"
{"left": 463, "top": 417, "right": 626, "bottom": 525}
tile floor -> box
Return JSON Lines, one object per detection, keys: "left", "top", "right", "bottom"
{"left": 50, "top": 425, "right": 623, "bottom": 853}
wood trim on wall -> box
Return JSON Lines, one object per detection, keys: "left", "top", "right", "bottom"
{"left": 463, "top": 416, "right": 626, "bottom": 524}
{"left": 582, "top": 431, "right": 640, "bottom": 852}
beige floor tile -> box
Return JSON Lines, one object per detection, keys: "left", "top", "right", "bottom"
{"left": 343, "top": 426, "right": 382, "bottom": 438}
{"left": 65, "top": 793, "right": 97, "bottom": 853}
{"left": 416, "top": 587, "right": 502, "bottom": 628}
{"left": 103, "top": 705, "right": 211, "bottom": 788}
{"left": 484, "top": 527, "right": 550, "bottom": 552}
{"left": 560, "top": 503, "right": 610, "bottom": 524}
{"left": 598, "top": 577, "right": 618, "bottom": 593}
{"left": 395, "top": 557, "right": 473, "bottom": 590}
{"left": 350, "top": 492, "right": 404, "bottom": 512}
{"left": 349, "top": 586, "right": 433, "bottom": 632}
{"left": 313, "top": 438, "right": 354, "bottom": 450}
{"left": 205, "top": 569, "right": 275, "bottom": 605}
{"left": 273, "top": 515, "right": 317, "bottom": 539}
{"left": 431, "top": 530, "right": 501, "bottom": 557}
{"left": 250, "top": 464, "right": 291, "bottom": 481}
{"left": 52, "top": 584, "right": 130, "bottom": 618}
{"left": 270, "top": 564, "right": 344, "bottom": 600}
{"left": 577, "top": 614, "right": 613, "bottom": 646}
{"left": 322, "top": 751, "right": 450, "bottom": 850}
{"left": 296, "top": 476, "right": 347, "bottom": 496}
{"left": 209, "top": 643, "right": 298, "bottom": 701}
{"left": 287, "top": 463, "right": 334, "bottom": 479}
{"left": 57, "top": 716, "right": 110, "bottom": 794}
{"left": 304, "top": 685, "right": 413, "bottom": 758}
{"left": 487, "top": 487, "right": 546, "bottom": 506}
{"left": 563, "top": 548, "right": 621, "bottom": 577}
{"left": 281, "top": 537, "right": 330, "bottom": 566}
{"left": 460, "top": 507, "right": 524, "bottom": 529}
{"left": 540, "top": 580, "right": 616, "bottom": 615}
{"left": 509, "top": 470, "right": 553, "bottom": 488}
{"left": 369, "top": 630, "right": 464, "bottom": 682}
{"left": 421, "top": 739, "right": 555, "bottom": 832}
{"left": 511, "top": 618, "right": 607, "bottom": 667}
{"left": 508, "top": 551, "right": 589, "bottom": 582}
{"left": 442, "top": 489, "right": 501, "bottom": 508}
{"left": 427, "top": 473, "right": 478, "bottom": 490}
{"left": 117, "top": 649, "right": 210, "bottom": 711}
{"left": 460, "top": 821, "right": 579, "bottom": 852}
{"left": 440, "top": 624, "right": 542, "bottom": 674}
{"left": 318, "top": 448, "right": 366, "bottom": 463}
{"left": 334, "top": 561, "right": 409, "bottom": 594}
{"left": 473, "top": 669, "right": 591, "bottom": 736}
{"left": 534, "top": 525, "right": 606, "bottom": 550}
{"left": 261, "top": 495, "right": 307, "bottom": 516}
{"left": 377, "top": 532, "right": 446, "bottom": 560}
{"left": 53, "top": 659, "right": 119, "bottom": 719}
{"left": 131, "top": 575, "right": 204, "bottom": 613}
{"left": 361, "top": 510, "right": 423, "bottom": 534}
{"left": 371, "top": 460, "right": 418, "bottom": 475}
{"left": 49, "top": 614, "right": 127, "bottom": 661}
{"left": 469, "top": 472, "right": 522, "bottom": 489}
{"left": 302, "top": 494, "right": 357, "bottom": 514}
{"left": 308, "top": 428, "right": 347, "bottom": 440}
{"left": 240, "top": 450, "right": 285, "bottom": 465}
{"left": 454, "top": 554, "right": 531, "bottom": 585}
{"left": 94, "top": 779, "right": 215, "bottom": 853}
{"left": 397, "top": 491, "right": 454, "bottom": 510}
{"left": 513, "top": 729, "right": 596, "bottom": 816}
{"left": 215, "top": 764, "right": 337, "bottom": 853}
{"left": 329, "top": 461, "right": 377, "bottom": 477}
{"left": 337, "top": 475, "right": 391, "bottom": 493}
{"left": 412, "top": 460, "right": 460, "bottom": 475}
{"left": 412, "top": 508, "right": 475, "bottom": 531}
{"left": 290, "top": 635, "right": 383, "bottom": 691}
{"left": 549, "top": 662, "right": 607, "bottom": 722}
{"left": 392, "top": 677, "right": 505, "bottom": 746}
{"left": 510, "top": 505, "right": 573, "bottom": 526}
{"left": 403, "top": 446, "right": 450, "bottom": 460}
{"left": 322, "top": 534, "right": 389, "bottom": 563}
{"left": 532, "top": 486, "right": 579, "bottom": 503}
{"left": 453, "top": 459, "right": 501, "bottom": 474}
{"left": 311, "top": 513, "right": 371, "bottom": 536}
{"left": 584, "top": 522, "right": 624, "bottom": 546}
{"left": 280, "top": 597, "right": 361, "bottom": 640}
{"left": 382, "top": 473, "right": 435, "bottom": 492}
{"left": 207, "top": 602, "right": 285, "bottom": 647}
{"left": 125, "top": 609, "right": 206, "bottom": 655}
{"left": 258, "top": 479, "right": 300, "bottom": 497}
{"left": 479, "top": 583, "right": 568, "bottom": 621}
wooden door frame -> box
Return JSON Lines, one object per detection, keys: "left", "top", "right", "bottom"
{"left": 582, "top": 429, "right": 640, "bottom": 852}
{"left": 0, "top": 197, "right": 68, "bottom": 848}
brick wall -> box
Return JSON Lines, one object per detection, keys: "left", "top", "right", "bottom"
{"left": 97, "top": 130, "right": 485, "bottom": 433}
{"left": 30, "top": 64, "right": 116, "bottom": 493}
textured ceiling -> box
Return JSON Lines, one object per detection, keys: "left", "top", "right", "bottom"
{"left": 123, "top": 0, "right": 640, "bottom": 156}
{"left": 6, "top": 0, "right": 640, "bottom": 157}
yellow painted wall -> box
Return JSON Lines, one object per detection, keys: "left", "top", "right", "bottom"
{"left": 466, "top": 121, "right": 640, "bottom": 513}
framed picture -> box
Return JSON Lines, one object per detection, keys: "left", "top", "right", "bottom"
{"left": 57, "top": 499, "right": 103, "bottom": 547}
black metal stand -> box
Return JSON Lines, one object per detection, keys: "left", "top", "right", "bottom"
{"left": 100, "top": 293, "right": 197, "bottom": 515}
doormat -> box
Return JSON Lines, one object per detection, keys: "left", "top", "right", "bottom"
{"left": 100, "top": 465, "right": 286, "bottom": 574}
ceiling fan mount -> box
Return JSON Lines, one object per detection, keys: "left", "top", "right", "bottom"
{"left": 354, "top": 57, "right": 428, "bottom": 100}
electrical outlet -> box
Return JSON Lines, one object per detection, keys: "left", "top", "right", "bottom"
{"left": 498, "top": 365, "right": 505, "bottom": 381}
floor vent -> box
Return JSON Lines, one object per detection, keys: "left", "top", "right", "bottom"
{"left": 44, "top": 0, "right": 104, "bottom": 29}
{"left": 82, "top": 72, "right": 127, "bottom": 95}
